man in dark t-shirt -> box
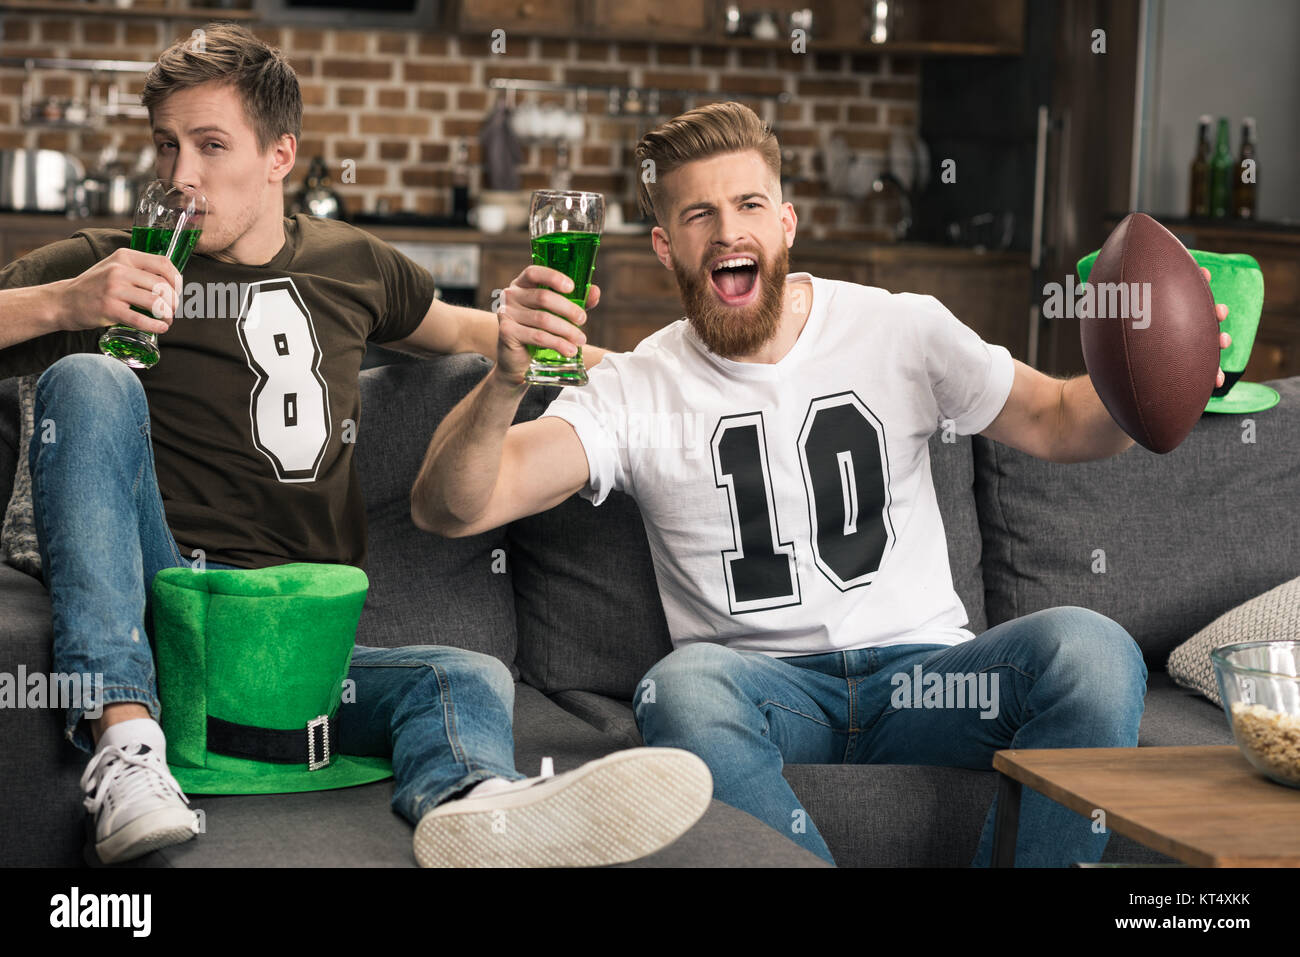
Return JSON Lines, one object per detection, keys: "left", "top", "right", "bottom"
{"left": 0, "top": 216, "right": 440, "bottom": 569}
{"left": 0, "top": 24, "right": 710, "bottom": 867}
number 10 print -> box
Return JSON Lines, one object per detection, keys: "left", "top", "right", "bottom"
{"left": 711, "top": 393, "right": 895, "bottom": 615}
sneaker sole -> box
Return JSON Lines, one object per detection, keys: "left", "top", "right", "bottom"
{"left": 94, "top": 806, "right": 198, "bottom": 865}
{"left": 413, "top": 747, "right": 712, "bottom": 868}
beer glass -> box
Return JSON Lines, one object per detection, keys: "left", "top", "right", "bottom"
{"left": 98, "top": 180, "right": 206, "bottom": 369}
{"left": 526, "top": 189, "right": 603, "bottom": 386}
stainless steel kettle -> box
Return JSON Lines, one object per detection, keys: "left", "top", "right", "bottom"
{"left": 288, "top": 157, "right": 346, "bottom": 220}
{"left": 0, "top": 149, "right": 85, "bottom": 212}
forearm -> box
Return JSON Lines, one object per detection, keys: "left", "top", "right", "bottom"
{"left": 456, "top": 305, "right": 500, "bottom": 359}
{"left": 410, "top": 365, "right": 528, "bottom": 532}
{"left": 0, "top": 282, "right": 65, "bottom": 350}
{"left": 1054, "top": 374, "right": 1135, "bottom": 462}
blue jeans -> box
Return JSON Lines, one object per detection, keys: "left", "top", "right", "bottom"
{"left": 31, "top": 354, "right": 524, "bottom": 826}
{"left": 634, "top": 608, "right": 1148, "bottom": 867}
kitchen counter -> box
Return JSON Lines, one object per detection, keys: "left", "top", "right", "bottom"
{"left": 0, "top": 210, "right": 1029, "bottom": 260}
{"left": 1107, "top": 213, "right": 1300, "bottom": 246}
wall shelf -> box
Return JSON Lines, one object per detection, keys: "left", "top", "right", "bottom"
{"left": 0, "top": 1, "right": 257, "bottom": 20}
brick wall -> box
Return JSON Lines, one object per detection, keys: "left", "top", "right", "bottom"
{"left": 0, "top": 15, "right": 919, "bottom": 240}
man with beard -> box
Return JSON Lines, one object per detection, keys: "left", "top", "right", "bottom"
{"left": 411, "top": 102, "right": 1229, "bottom": 867}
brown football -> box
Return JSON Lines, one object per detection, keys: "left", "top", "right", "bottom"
{"left": 1081, "top": 212, "right": 1220, "bottom": 454}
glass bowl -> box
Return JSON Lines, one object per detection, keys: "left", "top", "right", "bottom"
{"left": 1211, "top": 640, "right": 1300, "bottom": 789}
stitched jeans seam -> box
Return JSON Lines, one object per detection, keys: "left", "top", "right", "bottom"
{"left": 756, "top": 698, "right": 832, "bottom": 729}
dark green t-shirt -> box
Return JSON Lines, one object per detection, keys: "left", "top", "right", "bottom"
{"left": 0, "top": 214, "right": 436, "bottom": 570}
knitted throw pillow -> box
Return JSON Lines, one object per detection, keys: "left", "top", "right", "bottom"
{"left": 1167, "top": 576, "right": 1300, "bottom": 706}
{"left": 1, "top": 374, "right": 41, "bottom": 579}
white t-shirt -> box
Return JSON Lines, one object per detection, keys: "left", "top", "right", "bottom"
{"left": 540, "top": 272, "right": 1015, "bottom": 657}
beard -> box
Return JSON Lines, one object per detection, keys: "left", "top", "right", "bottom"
{"left": 675, "top": 243, "right": 789, "bottom": 359}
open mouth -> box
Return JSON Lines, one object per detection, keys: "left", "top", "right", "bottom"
{"left": 709, "top": 256, "right": 760, "bottom": 306}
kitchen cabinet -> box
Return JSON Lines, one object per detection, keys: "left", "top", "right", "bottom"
{"left": 0, "top": 215, "right": 86, "bottom": 275}
{"left": 861, "top": 246, "right": 1029, "bottom": 362}
{"left": 588, "top": 0, "right": 709, "bottom": 37}
{"left": 900, "top": 0, "right": 1026, "bottom": 52}
{"left": 605, "top": 0, "right": 1023, "bottom": 54}
{"left": 0, "top": 1, "right": 258, "bottom": 20}
{"left": 448, "top": 0, "right": 1022, "bottom": 54}
{"left": 455, "top": 0, "right": 576, "bottom": 34}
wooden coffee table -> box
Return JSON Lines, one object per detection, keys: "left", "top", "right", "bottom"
{"left": 992, "top": 746, "right": 1300, "bottom": 867}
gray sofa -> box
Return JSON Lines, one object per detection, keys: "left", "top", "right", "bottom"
{"left": 1, "top": 351, "right": 1295, "bottom": 867}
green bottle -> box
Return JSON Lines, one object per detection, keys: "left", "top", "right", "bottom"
{"left": 1208, "top": 117, "right": 1233, "bottom": 219}
{"left": 1188, "top": 115, "right": 1211, "bottom": 219}
{"left": 1233, "top": 117, "right": 1257, "bottom": 220}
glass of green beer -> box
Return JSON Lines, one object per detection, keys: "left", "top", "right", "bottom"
{"left": 98, "top": 180, "right": 205, "bottom": 370}
{"left": 526, "top": 189, "right": 604, "bottom": 386}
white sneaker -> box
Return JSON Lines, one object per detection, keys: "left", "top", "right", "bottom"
{"left": 414, "top": 747, "right": 713, "bottom": 868}
{"left": 80, "top": 742, "right": 200, "bottom": 864}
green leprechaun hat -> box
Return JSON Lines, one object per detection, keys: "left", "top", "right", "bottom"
{"left": 152, "top": 562, "right": 393, "bottom": 795}
{"left": 1077, "top": 247, "right": 1280, "bottom": 414}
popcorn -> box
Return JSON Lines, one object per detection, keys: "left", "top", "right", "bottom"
{"left": 1231, "top": 702, "right": 1300, "bottom": 786}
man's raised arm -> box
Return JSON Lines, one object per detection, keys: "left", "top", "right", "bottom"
{"left": 409, "top": 265, "right": 594, "bottom": 537}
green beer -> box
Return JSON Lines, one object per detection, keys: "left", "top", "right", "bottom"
{"left": 528, "top": 231, "right": 600, "bottom": 382}
{"left": 99, "top": 227, "right": 200, "bottom": 367}
{"left": 526, "top": 189, "right": 603, "bottom": 386}
{"left": 130, "top": 224, "right": 202, "bottom": 264}
{"left": 99, "top": 180, "right": 205, "bottom": 370}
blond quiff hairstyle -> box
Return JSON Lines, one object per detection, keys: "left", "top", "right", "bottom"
{"left": 634, "top": 101, "right": 782, "bottom": 225}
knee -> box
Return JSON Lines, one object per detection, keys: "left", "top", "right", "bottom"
{"left": 389, "top": 647, "right": 513, "bottom": 723}
{"left": 429, "top": 648, "right": 514, "bottom": 700}
{"left": 35, "top": 353, "right": 145, "bottom": 420}
{"left": 635, "top": 642, "right": 745, "bottom": 732}
{"left": 1033, "top": 606, "right": 1148, "bottom": 693}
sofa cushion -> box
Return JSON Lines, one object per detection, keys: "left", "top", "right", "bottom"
{"left": 0, "top": 555, "right": 823, "bottom": 869}
{"left": 510, "top": 485, "right": 675, "bottom": 699}
{"left": 1137, "top": 670, "right": 1235, "bottom": 747}
{"left": 0, "top": 376, "right": 19, "bottom": 556}
{"left": 510, "top": 392, "right": 988, "bottom": 699}
{"left": 928, "top": 431, "right": 989, "bottom": 636}
{"left": 550, "top": 689, "right": 646, "bottom": 748}
{"left": 550, "top": 667, "right": 1236, "bottom": 758}
{"left": 549, "top": 672, "right": 1225, "bottom": 866}
{"left": 1167, "top": 575, "right": 1300, "bottom": 706}
{"left": 974, "top": 376, "right": 1300, "bottom": 667}
{"left": 0, "top": 563, "right": 85, "bottom": 867}
{"left": 0, "top": 374, "right": 39, "bottom": 578}
{"left": 135, "top": 683, "right": 827, "bottom": 868}
{"left": 781, "top": 762, "right": 1174, "bottom": 866}
{"left": 354, "top": 355, "right": 535, "bottom": 670}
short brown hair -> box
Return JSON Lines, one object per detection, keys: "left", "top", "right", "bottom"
{"left": 634, "top": 101, "right": 782, "bottom": 225}
{"left": 141, "top": 23, "right": 302, "bottom": 153}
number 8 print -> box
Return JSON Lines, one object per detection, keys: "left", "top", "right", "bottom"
{"left": 236, "top": 279, "right": 332, "bottom": 483}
